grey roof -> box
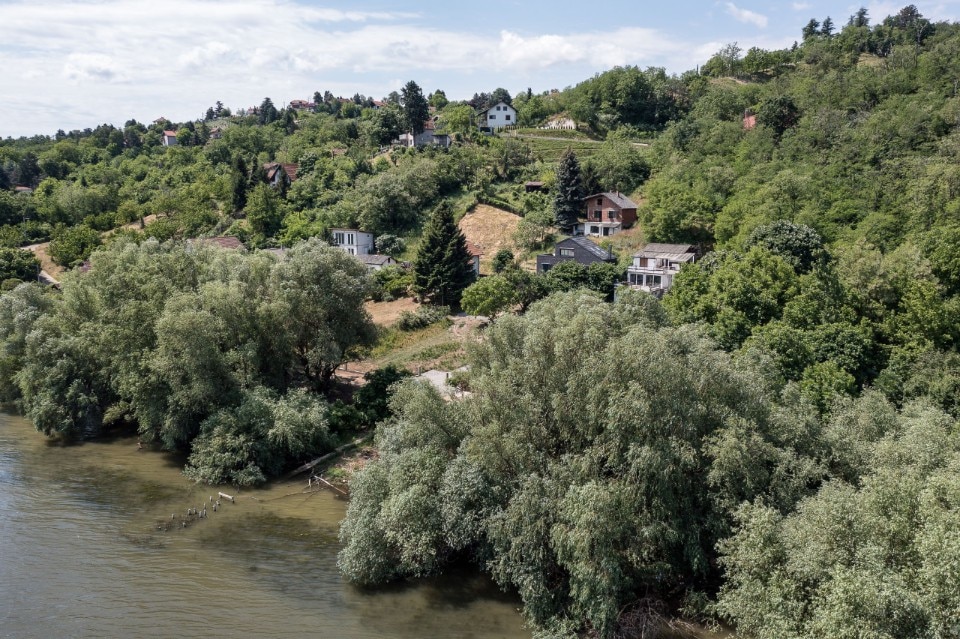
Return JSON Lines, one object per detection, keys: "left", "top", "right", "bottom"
{"left": 584, "top": 192, "right": 638, "bottom": 209}
{"left": 356, "top": 254, "right": 394, "bottom": 266}
{"left": 562, "top": 236, "right": 615, "bottom": 260}
{"left": 634, "top": 243, "right": 696, "bottom": 261}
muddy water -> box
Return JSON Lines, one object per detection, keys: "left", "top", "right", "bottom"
{"left": 0, "top": 412, "right": 527, "bottom": 639}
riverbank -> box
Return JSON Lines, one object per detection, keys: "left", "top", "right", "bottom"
{"left": 0, "top": 411, "right": 529, "bottom": 639}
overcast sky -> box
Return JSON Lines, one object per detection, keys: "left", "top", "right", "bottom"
{"left": 2, "top": 0, "right": 959, "bottom": 138}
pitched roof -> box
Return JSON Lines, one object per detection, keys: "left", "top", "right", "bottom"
{"left": 163, "top": 130, "right": 178, "bottom": 137}
{"left": 584, "top": 192, "right": 638, "bottom": 209}
{"left": 465, "top": 240, "right": 483, "bottom": 257}
{"left": 563, "top": 236, "right": 615, "bottom": 260}
{"left": 634, "top": 243, "right": 696, "bottom": 261}
{"left": 356, "top": 254, "right": 395, "bottom": 266}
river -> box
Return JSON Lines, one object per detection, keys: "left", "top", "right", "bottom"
{"left": 0, "top": 412, "right": 528, "bottom": 639}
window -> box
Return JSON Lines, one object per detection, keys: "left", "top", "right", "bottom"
{"left": 594, "top": 209, "right": 601, "bottom": 220}
{"left": 590, "top": 226, "right": 599, "bottom": 234}
{"left": 489, "top": 114, "right": 496, "bottom": 120}
{"left": 597, "top": 198, "right": 603, "bottom": 205}
{"left": 496, "top": 106, "right": 501, "bottom": 111}
{"left": 652, "top": 275, "right": 662, "bottom": 285}
{"left": 333, "top": 232, "right": 345, "bottom": 244}
{"left": 541, "top": 263, "right": 552, "bottom": 272}
{"left": 559, "top": 248, "right": 575, "bottom": 257}
{"left": 347, "top": 233, "right": 355, "bottom": 244}
{"left": 348, "top": 248, "right": 355, "bottom": 255}
{"left": 505, "top": 114, "right": 511, "bottom": 121}
{"left": 608, "top": 210, "right": 616, "bottom": 220}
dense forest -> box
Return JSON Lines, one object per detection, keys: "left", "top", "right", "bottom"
{"left": 4, "top": 4, "right": 960, "bottom": 638}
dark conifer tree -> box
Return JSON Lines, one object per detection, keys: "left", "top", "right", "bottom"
{"left": 554, "top": 149, "right": 584, "bottom": 232}
{"left": 232, "top": 156, "right": 248, "bottom": 212}
{"left": 400, "top": 80, "right": 429, "bottom": 136}
{"left": 413, "top": 202, "right": 475, "bottom": 307}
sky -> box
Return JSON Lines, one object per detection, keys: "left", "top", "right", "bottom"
{"left": 2, "top": 0, "right": 960, "bottom": 138}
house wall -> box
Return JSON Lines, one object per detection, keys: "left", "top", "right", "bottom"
{"left": 331, "top": 230, "right": 375, "bottom": 255}
{"left": 582, "top": 194, "right": 637, "bottom": 229}
{"left": 482, "top": 103, "right": 517, "bottom": 129}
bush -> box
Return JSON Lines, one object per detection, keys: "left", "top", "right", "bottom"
{"left": 396, "top": 305, "right": 450, "bottom": 331}
{"left": 372, "top": 265, "right": 413, "bottom": 301}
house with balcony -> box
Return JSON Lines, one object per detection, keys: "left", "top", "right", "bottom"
{"left": 626, "top": 243, "right": 696, "bottom": 295}
{"left": 536, "top": 236, "right": 616, "bottom": 273}
{"left": 577, "top": 192, "right": 638, "bottom": 237}
{"left": 330, "top": 228, "right": 375, "bottom": 256}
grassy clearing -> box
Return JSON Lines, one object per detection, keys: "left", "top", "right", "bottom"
{"left": 522, "top": 137, "right": 607, "bottom": 162}
{"left": 365, "top": 321, "right": 466, "bottom": 371}
{"left": 458, "top": 204, "right": 523, "bottom": 275}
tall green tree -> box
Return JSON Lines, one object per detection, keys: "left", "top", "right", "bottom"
{"left": 258, "top": 97, "right": 279, "bottom": 125}
{"left": 413, "top": 202, "right": 475, "bottom": 307}
{"left": 400, "top": 80, "right": 429, "bottom": 136}
{"left": 554, "top": 149, "right": 584, "bottom": 232}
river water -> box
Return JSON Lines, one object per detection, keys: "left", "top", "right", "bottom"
{"left": 0, "top": 412, "right": 528, "bottom": 639}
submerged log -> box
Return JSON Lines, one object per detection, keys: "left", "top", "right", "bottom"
{"left": 313, "top": 475, "right": 348, "bottom": 497}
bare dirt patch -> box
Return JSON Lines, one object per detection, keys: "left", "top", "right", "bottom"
{"left": 458, "top": 204, "right": 522, "bottom": 275}
{"left": 365, "top": 297, "right": 420, "bottom": 327}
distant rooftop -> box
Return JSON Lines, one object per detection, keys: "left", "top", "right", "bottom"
{"left": 584, "top": 192, "right": 638, "bottom": 209}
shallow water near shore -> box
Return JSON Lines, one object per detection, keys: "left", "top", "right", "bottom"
{"left": 0, "top": 412, "right": 527, "bottom": 639}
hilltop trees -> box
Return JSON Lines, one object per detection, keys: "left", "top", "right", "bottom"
{"left": 413, "top": 202, "right": 475, "bottom": 307}
{"left": 554, "top": 149, "right": 584, "bottom": 232}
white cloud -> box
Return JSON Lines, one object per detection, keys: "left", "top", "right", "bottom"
{"left": 791, "top": 2, "right": 811, "bottom": 10}
{"left": 725, "top": 2, "right": 769, "bottom": 27}
{"left": 63, "top": 53, "right": 127, "bottom": 83}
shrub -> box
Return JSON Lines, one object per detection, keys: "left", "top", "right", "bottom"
{"left": 396, "top": 305, "right": 450, "bottom": 331}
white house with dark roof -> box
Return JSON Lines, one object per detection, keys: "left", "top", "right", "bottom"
{"left": 627, "top": 243, "right": 696, "bottom": 295}
{"left": 477, "top": 101, "right": 517, "bottom": 131}
{"left": 331, "top": 228, "right": 375, "bottom": 256}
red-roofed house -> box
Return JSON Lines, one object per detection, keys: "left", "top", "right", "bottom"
{"left": 162, "top": 130, "right": 178, "bottom": 146}
{"left": 263, "top": 162, "right": 298, "bottom": 188}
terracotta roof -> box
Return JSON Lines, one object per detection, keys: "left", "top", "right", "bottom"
{"left": 465, "top": 240, "right": 483, "bottom": 257}
{"left": 584, "top": 192, "right": 638, "bottom": 209}
{"left": 423, "top": 119, "right": 435, "bottom": 131}
{"left": 163, "top": 130, "right": 178, "bottom": 137}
